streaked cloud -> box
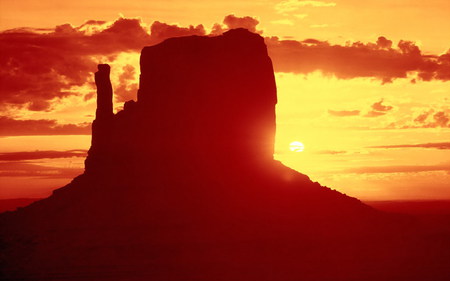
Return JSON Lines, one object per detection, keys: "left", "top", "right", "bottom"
{"left": 0, "top": 150, "right": 87, "bottom": 161}
{"left": 369, "top": 142, "right": 450, "bottom": 150}
{"left": 328, "top": 109, "right": 360, "bottom": 117}
{"left": 346, "top": 164, "right": 450, "bottom": 174}
{"left": 0, "top": 116, "right": 91, "bottom": 136}
{"left": 316, "top": 150, "right": 347, "bottom": 155}
{"left": 364, "top": 111, "right": 387, "bottom": 118}
{"left": 0, "top": 161, "right": 83, "bottom": 178}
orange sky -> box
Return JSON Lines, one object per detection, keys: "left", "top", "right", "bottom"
{"left": 0, "top": 0, "right": 449, "bottom": 200}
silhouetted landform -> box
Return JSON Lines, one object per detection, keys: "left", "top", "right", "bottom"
{"left": 365, "top": 200, "right": 450, "bottom": 215}
{"left": 85, "top": 29, "right": 277, "bottom": 176}
{"left": 1, "top": 29, "right": 449, "bottom": 281}
{"left": 0, "top": 198, "right": 41, "bottom": 213}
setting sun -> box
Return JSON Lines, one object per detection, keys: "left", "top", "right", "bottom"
{"left": 289, "top": 141, "right": 305, "bottom": 152}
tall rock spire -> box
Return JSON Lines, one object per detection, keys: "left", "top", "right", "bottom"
{"left": 86, "top": 64, "right": 115, "bottom": 173}
{"left": 94, "top": 64, "right": 114, "bottom": 120}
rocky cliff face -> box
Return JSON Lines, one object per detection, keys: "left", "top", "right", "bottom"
{"left": 2, "top": 29, "right": 448, "bottom": 281}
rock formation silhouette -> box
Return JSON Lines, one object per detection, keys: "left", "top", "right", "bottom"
{"left": 1, "top": 29, "right": 449, "bottom": 281}
{"left": 85, "top": 29, "right": 277, "bottom": 177}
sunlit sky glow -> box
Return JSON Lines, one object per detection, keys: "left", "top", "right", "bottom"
{"left": 0, "top": 0, "right": 449, "bottom": 200}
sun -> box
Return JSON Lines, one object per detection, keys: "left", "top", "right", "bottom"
{"left": 289, "top": 141, "right": 304, "bottom": 152}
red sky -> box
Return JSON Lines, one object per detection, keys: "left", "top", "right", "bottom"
{"left": 0, "top": 1, "right": 449, "bottom": 200}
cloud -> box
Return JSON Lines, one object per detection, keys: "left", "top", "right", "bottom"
{"left": 363, "top": 99, "right": 393, "bottom": 117}
{"left": 114, "top": 64, "right": 139, "bottom": 102}
{"left": 376, "top": 36, "right": 393, "bottom": 49}
{"left": 433, "top": 111, "right": 450, "bottom": 127}
{"left": 399, "top": 108, "right": 450, "bottom": 128}
{"left": 369, "top": 142, "right": 450, "bottom": 150}
{"left": 276, "top": 0, "right": 336, "bottom": 14}
{"left": 346, "top": 164, "right": 450, "bottom": 174}
{"left": 328, "top": 109, "right": 360, "bottom": 117}
{"left": 266, "top": 36, "right": 450, "bottom": 82}
{"left": 223, "top": 15, "right": 260, "bottom": 33}
{"left": 384, "top": 108, "right": 450, "bottom": 129}
{"left": 0, "top": 161, "right": 83, "bottom": 178}
{"left": 329, "top": 100, "right": 393, "bottom": 118}
{"left": 316, "top": 150, "right": 347, "bottom": 155}
{"left": 0, "top": 116, "right": 91, "bottom": 136}
{"left": 149, "top": 21, "right": 205, "bottom": 43}
{"left": 364, "top": 111, "right": 387, "bottom": 117}
{"left": 371, "top": 100, "right": 393, "bottom": 112}
{"left": 0, "top": 150, "right": 87, "bottom": 161}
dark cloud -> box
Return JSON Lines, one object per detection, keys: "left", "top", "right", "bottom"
{"left": 376, "top": 36, "right": 393, "bottom": 49}
{"left": 433, "top": 111, "right": 450, "bottom": 127}
{"left": 302, "top": 38, "right": 327, "bottom": 45}
{"left": 329, "top": 100, "right": 394, "bottom": 118}
{"left": 84, "top": 92, "right": 95, "bottom": 101}
{"left": 0, "top": 18, "right": 145, "bottom": 111}
{"left": 346, "top": 164, "right": 450, "bottom": 174}
{"left": 414, "top": 110, "right": 433, "bottom": 123}
{"left": 408, "top": 109, "right": 450, "bottom": 128}
{"left": 369, "top": 142, "right": 450, "bottom": 150}
{"left": 149, "top": 21, "right": 205, "bottom": 43}
{"left": 363, "top": 99, "right": 393, "bottom": 117}
{"left": 364, "top": 111, "right": 387, "bottom": 117}
{"left": 0, "top": 161, "right": 83, "bottom": 178}
{"left": 223, "top": 14, "right": 260, "bottom": 34}
{"left": 328, "top": 109, "right": 360, "bottom": 117}
{"left": 266, "top": 36, "right": 450, "bottom": 82}
{"left": 371, "top": 100, "right": 393, "bottom": 112}
{"left": 384, "top": 108, "right": 450, "bottom": 129}
{"left": 0, "top": 116, "right": 91, "bottom": 136}
{"left": 316, "top": 150, "right": 347, "bottom": 155}
{"left": 0, "top": 150, "right": 87, "bottom": 161}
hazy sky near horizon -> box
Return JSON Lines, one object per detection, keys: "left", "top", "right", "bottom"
{"left": 0, "top": 0, "right": 449, "bottom": 200}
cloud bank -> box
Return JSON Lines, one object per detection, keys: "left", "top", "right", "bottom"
{"left": 0, "top": 116, "right": 91, "bottom": 136}
{"left": 266, "top": 36, "right": 450, "bottom": 82}
{"left": 0, "top": 150, "right": 87, "bottom": 161}
{"left": 369, "top": 142, "right": 450, "bottom": 150}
